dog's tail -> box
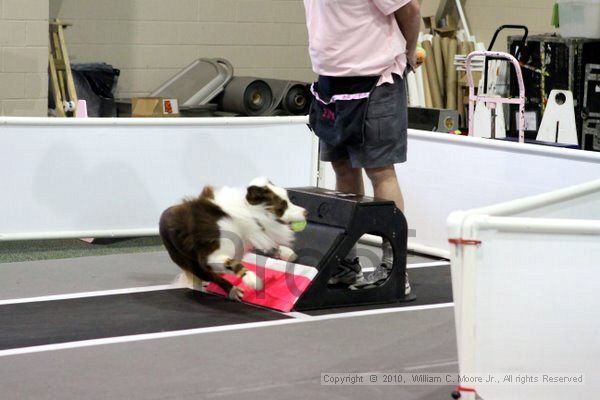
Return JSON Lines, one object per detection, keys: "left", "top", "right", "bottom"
{"left": 159, "top": 208, "right": 195, "bottom": 268}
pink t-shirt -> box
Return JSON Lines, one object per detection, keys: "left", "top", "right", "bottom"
{"left": 303, "top": 0, "right": 411, "bottom": 85}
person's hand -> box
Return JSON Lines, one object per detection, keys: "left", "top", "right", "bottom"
{"left": 407, "top": 48, "right": 424, "bottom": 71}
{"left": 407, "top": 52, "right": 418, "bottom": 71}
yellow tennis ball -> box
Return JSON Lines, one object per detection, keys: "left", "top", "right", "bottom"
{"left": 290, "top": 220, "right": 307, "bottom": 232}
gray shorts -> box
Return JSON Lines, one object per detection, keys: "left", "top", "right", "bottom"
{"left": 319, "top": 74, "right": 408, "bottom": 168}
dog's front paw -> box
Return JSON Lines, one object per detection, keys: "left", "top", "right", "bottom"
{"left": 242, "top": 270, "right": 263, "bottom": 290}
{"left": 278, "top": 246, "right": 297, "bottom": 262}
{"left": 228, "top": 286, "right": 244, "bottom": 301}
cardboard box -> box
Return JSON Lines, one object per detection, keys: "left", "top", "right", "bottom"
{"left": 131, "top": 97, "right": 179, "bottom": 117}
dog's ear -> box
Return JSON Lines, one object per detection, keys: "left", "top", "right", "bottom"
{"left": 199, "top": 185, "right": 215, "bottom": 200}
{"left": 246, "top": 185, "right": 271, "bottom": 205}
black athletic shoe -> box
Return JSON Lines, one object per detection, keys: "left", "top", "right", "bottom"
{"left": 328, "top": 257, "right": 364, "bottom": 285}
{"left": 350, "top": 263, "right": 411, "bottom": 295}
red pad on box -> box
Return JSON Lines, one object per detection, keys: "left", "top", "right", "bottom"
{"left": 205, "top": 254, "right": 318, "bottom": 312}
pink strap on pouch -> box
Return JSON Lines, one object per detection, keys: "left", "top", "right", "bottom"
{"left": 310, "top": 83, "right": 371, "bottom": 105}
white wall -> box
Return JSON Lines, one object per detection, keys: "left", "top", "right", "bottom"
{"left": 421, "top": 0, "right": 557, "bottom": 50}
{"left": 0, "top": 0, "right": 49, "bottom": 116}
{"left": 0, "top": 0, "right": 559, "bottom": 116}
{"left": 50, "top": 0, "right": 558, "bottom": 99}
{"left": 50, "top": 0, "right": 313, "bottom": 99}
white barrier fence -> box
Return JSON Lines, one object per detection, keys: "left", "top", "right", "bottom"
{"left": 0, "top": 116, "right": 317, "bottom": 241}
{"left": 2, "top": 115, "right": 599, "bottom": 258}
{"left": 320, "top": 130, "right": 600, "bottom": 257}
{"left": 447, "top": 179, "right": 600, "bottom": 400}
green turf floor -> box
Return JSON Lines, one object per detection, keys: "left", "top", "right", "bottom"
{"left": 0, "top": 237, "right": 165, "bottom": 264}
{"left": 0, "top": 237, "right": 443, "bottom": 265}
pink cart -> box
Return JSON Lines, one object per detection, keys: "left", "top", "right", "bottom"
{"left": 465, "top": 50, "right": 526, "bottom": 143}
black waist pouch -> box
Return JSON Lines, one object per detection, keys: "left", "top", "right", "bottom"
{"left": 308, "top": 75, "right": 378, "bottom": 147}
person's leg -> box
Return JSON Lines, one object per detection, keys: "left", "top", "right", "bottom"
{"left": 319, "top": 148, "right": 365, "bottom": 285}
{"left": 347, "top": 74, "right": 410, "bottom": 293}
{"left": 331, "top": 159, "right": 364, "bottom": 195}
{"left": 324, "top": 159, "right": 365, "bottom": 285}
{"left": 365, "top": 165, "right": 403, "bottom": 269}
{"left": 364, "top": 165, "right": 404, "bottom": 211}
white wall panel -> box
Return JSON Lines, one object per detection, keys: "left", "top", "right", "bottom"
{"left": 320, "top": 131, "right": 600, "bottom": 254}
{"left": 0, "top": 116, "right": 315, "bottom": 239}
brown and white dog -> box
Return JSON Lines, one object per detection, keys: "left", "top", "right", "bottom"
{"left": 159, "top": 177, "right": 307, "bottom": 301}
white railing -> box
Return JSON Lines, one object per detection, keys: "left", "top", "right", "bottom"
{"left": 447, "top": 179, "right": 600, "bottom": 400}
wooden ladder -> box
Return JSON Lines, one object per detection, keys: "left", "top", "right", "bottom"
{"left": 49, "top": 19, "right": 77, "bottom": 117}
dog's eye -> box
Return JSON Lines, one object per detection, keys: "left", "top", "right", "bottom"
{"left": 277, "top": 200, "right": 288, "bottom": 216}
{"left": 270, "top": 199, "right": 287, "bottom": 217}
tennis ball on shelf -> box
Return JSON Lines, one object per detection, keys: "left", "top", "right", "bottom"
{"left": 290, "top": 220, "right": 307, "bottom": 232}
{"left": 416, "top": 46, "right": 426, "bottom": 64}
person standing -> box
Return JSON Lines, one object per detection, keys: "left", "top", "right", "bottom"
{"left": 303, "top": 0, "right": 422, "bottom": 293}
